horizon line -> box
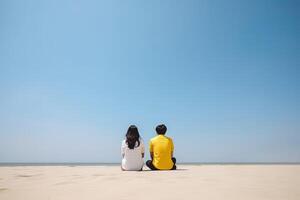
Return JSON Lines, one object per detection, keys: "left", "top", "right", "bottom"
{"left": 1, "top": 162, "right": 300, "bottom": 166}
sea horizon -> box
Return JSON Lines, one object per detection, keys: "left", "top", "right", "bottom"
{"left": 1, "top": 162, "right": 300, "bottom": 167}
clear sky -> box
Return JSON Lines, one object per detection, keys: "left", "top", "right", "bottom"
{"left": 0, "top": 0, "right": 299, "bottom": 163}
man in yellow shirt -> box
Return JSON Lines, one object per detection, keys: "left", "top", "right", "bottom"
{"left": 146, "top": 124, "right": 176, "bottom": 170}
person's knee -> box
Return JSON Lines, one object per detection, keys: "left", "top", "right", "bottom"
{"left": 172, "top": 157, "right": 176, "bottom": 164}
{"left": 146, "top": 160, "right": 152, "bottom": 167}
{"left": 146, "top": 160, "right": 157, "bottom": 170}
{"left": 171, "top": 165, "right": 177, "bottom": 170}
{"left": 171, "top": 158, "right": 177, "bottom": 170}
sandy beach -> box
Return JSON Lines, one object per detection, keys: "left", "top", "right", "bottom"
{"left": 0, "top": 165, "right": 299, "bottom": 200}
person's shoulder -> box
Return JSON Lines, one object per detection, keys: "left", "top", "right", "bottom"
{"left": 139, "top": 138, "right": 144, "bottom": 144}
{"left": 122, "top": 139, "right": 126, "bottom": 145}
{"left": 150, "top": 135, "right": 159, "bottom": 141}
{"left": 149, "top": 136, "right": 157, "bottom": 144}
{"left": 165, "top": 135, "right": 173, "bottom": 141}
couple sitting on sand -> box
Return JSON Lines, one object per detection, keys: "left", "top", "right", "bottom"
{"left": 121, "top": 124, "right": 176, "bottom": 171}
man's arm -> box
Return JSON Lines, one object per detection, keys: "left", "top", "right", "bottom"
{"left": 171, "top": 138, "right": 174, "bottom": 158}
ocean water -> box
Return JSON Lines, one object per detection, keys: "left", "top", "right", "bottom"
{"left": 0, "top": 162, "right": 299, "bottom": 167}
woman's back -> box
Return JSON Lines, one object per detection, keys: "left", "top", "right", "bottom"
{"left": 121, "top": 139, "right": 144, "bottom": 171}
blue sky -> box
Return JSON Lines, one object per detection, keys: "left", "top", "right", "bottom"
{"left": 0, "top": 0, "right": 299, "bottom": 163}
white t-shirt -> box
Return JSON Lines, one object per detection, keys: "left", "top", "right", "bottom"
{"left": 121, "top": 139, "right": 145, "bottom": 171}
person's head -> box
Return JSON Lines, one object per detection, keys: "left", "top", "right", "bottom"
{"left": 126, "top": 125, "right": 140, "bottom": 149}
{"left": 156, "top": 124, "right": 167, "bottom": 135}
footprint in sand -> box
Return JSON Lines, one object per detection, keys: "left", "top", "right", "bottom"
{"left": 54, "top": 181, "right": 74, "bottom": 185}
{"left": 16, "top": 174, "right": 42, "bottom": 178}
{"left": 16, "top": 174, "right": 34, "bottom": 178}
{"left": 93, "top": 174, "right": 105, "bottom": 177}
{"left": 0, "top": 188, "right": 8, "bottom": 192}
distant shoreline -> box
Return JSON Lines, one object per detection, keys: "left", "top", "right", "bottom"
{"left": 0, "top": 162, "right": 300, "bottom": 166}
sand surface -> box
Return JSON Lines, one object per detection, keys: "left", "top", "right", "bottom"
{"left": 0, "top": 165, "right": 299, "bottom": 200}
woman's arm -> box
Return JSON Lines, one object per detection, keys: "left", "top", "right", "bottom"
{"left": 121, "top": 140, "right": 126, "bottom": 158}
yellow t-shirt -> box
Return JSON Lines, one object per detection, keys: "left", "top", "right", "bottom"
{"left": 149, "top": 135, "right": 174, "bottom": 170}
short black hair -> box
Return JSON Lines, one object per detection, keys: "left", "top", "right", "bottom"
{"left": 156, "top": 124, "right": 167, "bottom": 135}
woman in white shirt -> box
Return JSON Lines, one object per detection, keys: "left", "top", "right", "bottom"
{"left": 121, "top": 125, "right": 145, "bottom": 171}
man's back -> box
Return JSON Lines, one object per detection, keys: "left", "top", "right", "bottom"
{"left": 150, "top": 135, "right": 174, "bottom": 170}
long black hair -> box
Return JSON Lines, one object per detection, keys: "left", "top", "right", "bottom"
{"left": 126, "top": 125, "right": 140, "bottom": 149}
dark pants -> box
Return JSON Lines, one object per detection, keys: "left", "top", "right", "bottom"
{"left": 146, "top": 158, "right": 176, "bottom": 170}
